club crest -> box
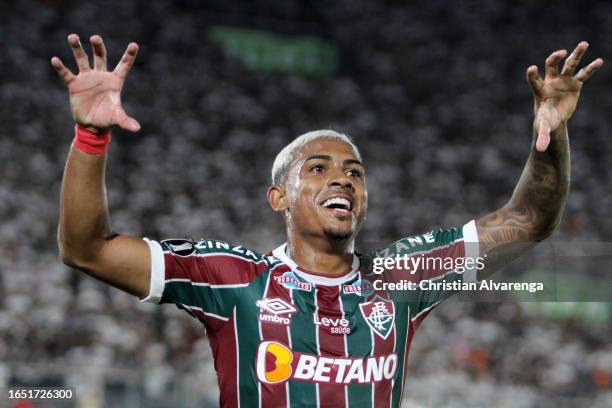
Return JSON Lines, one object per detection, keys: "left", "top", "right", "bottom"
{"left": 359, "top": 297, "right": 395, "bottom": 339}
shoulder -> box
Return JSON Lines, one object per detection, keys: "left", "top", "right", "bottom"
{"left": 160, "top": 238, "right": 277, "bottom": 264}
{"left": 365, "top": 224, "right": 472, "bottom": 258}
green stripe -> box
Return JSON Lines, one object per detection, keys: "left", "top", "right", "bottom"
{"left": 191, "top": 239, "right": 266, "bottom": 262}
{"left": 433, "top": 226, "right": 464, "bottom": 245}
{"left": 161, "top": 238, "right": 276, "bottom": 263}
{"left": 288, "top": 287, "right": 317, "bottom": 407}
{"left": 162, "top": 281, "right": 240, "bottom": 318}
{"left": 409, "top": 271, "right": 464, "bottom": 318}
{"left": 342, "top": 291, "right": 373, "bottom": 407}
{"left": 236, "top": 271, "right": 269, "bottom": 407}
{"left": 372, "top": 226, "right": 464, "bottom": 259}
{"left": 235, "top": 308, "right": 261, "bottom": 407}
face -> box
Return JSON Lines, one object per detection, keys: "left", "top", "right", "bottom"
{"left": 279, "top": 138, "right": 368, "bottom": 242}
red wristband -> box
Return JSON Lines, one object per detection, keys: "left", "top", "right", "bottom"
{"left": 72, "top": 125, "right": 112, "bottom": 155}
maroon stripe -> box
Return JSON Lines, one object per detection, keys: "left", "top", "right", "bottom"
{"left": 186, "top": 308, "right": 228, "bottom": 332}
{"left": 398, "top": 309, "right": 432, "bottom": 404}
{"left": 418, "top": 241, "right": 466, "bottom": 281}
{"left": 399, "top": 319, "right": 415, "bottom": 404}
{"left": 383, "top": 241, "right": 466, "bottom": 284}
{"left": 209, "top": 311, "right": 239, "bottom": 408}
{"left": 164, "top": 253, "right": 268, "bottom": 285}
{"left": 316, "top": 286, "right": 347, "bottom": 408}
{"left": 259, "top": 269, "right": 292, "bottom": 407}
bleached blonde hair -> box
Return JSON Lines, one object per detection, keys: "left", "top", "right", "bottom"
{"left": 271, "top": 130, "right": 362, "bottom": 186}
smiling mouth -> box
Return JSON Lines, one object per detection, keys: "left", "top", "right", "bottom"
{"left": 321, "top": 197, "right": 352, "bottom": 215}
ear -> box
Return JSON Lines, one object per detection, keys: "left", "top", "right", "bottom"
{"left": 267, "top": 185, "right": 289, "bottom": 213}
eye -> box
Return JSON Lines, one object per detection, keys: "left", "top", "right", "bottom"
{"left": 347, "top": 169, "right": 363, "bottom": 178}
{"left": 311, "top": 164, "right": 326, "bottom": 173}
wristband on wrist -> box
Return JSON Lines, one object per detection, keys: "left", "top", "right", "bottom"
{"left": 72, "top": 124, "right": 112, "bottom": 155}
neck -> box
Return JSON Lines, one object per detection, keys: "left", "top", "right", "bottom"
{"left": 286, "top": 233, "right": 354, "bottom": 276}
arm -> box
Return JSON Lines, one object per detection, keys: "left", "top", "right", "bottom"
{"left": 476, "top": 42, "right": 603, "bottom": 276}
{"left": 54, "top": 34, "right": 150, "bottom": 298}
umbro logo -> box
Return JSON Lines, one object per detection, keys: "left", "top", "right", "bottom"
{"left": 256, "top": 298, "right": 296, "bottom": 315}
{"left": 256, "top": 298, "right": 296, "bottom": 326}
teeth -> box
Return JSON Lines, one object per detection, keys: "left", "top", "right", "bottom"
{"left": 322, "top": 197, "right": 351, "bottom": 210}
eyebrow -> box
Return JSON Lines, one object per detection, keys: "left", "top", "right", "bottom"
{"left": 304, "top": 155, "right": 365, "bottom": 168}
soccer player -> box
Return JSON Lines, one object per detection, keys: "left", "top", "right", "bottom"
{"left": 53, "top": 34, "right": 602, "bottom": 407}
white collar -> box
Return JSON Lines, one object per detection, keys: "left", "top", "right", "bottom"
{"left": 271, "top": 243, "right": 360, "bottom": 286}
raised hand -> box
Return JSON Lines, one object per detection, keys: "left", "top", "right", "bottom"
{"left": 526, "top": 41, "right": 603, "bottom": 152}
{"left": 51, "top": 34, "right": 141, "bottom": 132}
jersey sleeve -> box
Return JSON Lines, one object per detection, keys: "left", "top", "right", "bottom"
{"left": 372, "top": 220, "right": 480, "bottom": 322}
{"left": 140, "top": 238, "right": 270, "bottom": 330}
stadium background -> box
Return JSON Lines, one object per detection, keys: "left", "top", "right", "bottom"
{"left": 1, "top": 0, "right": 611, "bottom": 406}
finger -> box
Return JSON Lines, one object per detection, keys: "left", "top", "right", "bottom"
{"left": 67, "top": 33, "right": 91, "bottom": 72}
{"left": 536, "top": 120, "right": 551, "bottom": 152}
{"left": 90, "top": 34, "right": 107, "bottom": 71}
{"left": 115, "top": 108, "right": 141, "bottom": 132}
{"left": 526, "top": 65, "right": 544, "bottom": 92}
{"left": 575, "top": 58, "right": 604, "bottom": 82}
{"left": 561, "top": 41, "right": 588, "bottom": 76}
{"left": 50, "top": 56, "right": 75, "bottom": 84}
{"left": 544, "top": 49, "right": 567, "bottom": 79}
{"left": 113, "top": 42, "right": 139, "bottom": 79}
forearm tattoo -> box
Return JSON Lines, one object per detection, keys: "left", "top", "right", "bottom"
{"left": 476, "top": 125, "right": 570, "bottom": 272}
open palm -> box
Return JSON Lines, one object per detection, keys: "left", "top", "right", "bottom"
{"left": 51, "top": 34, "right": 140, "bottom": 132}
{"left": 527, "top": 42, "right": 603, "bottom": 152}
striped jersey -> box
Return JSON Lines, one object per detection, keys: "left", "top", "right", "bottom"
{"left": 142, "top": 220, "right": 480, "bottom": 407}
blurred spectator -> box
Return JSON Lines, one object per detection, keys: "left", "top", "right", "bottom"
{"left": 1, "top": 0, "right": 611, "bottom": 405}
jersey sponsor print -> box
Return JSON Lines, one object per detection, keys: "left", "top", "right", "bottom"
{"left": 343, "top": 278, "right": 374, "bottom": 297}
{"left": 142, "top": 220, "right": 479, "bottom": 407}
{"left": 256, "top": 340, "right": 398, "bottom": 384}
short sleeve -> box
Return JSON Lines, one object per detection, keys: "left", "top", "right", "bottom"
{"left": 370, "top": 221, "right": 480, "bottom": 322}
{"left": 140, "top": 238, "right": 271, "bottom": 330}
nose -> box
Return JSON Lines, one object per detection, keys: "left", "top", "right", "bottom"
{"left": 328, "top": 169, "right": 354, "bottom": 191}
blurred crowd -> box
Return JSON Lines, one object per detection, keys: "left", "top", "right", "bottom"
{"left": 1, "top": 0, "right": 611, "bottom": 406}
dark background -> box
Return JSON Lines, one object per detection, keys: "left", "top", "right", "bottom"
{"left": 0, "top": 0, "right": 611, "bottom": 406}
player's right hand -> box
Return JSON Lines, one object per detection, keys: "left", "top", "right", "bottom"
{"left": 51, "top": 34, "right": 141, "bottom": 133}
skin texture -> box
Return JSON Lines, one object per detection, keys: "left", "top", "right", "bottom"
{"left": 475, "top": 42, "right": 603, "bottom": 277}
{"left": 267, "top": 139, "right": 367, "bottom": 274}
{"left": 475, "top": 124, "right": 569, "bottom": 276}
{"left": 54, "top": 34, "right": 603, "bottom": 298}
{"left": 54, "top": 34, "right": 150, "bottom": 298}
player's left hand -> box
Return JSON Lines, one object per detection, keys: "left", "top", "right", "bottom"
{"left": 527, "top": 41, "right": 603, "bottom": 152}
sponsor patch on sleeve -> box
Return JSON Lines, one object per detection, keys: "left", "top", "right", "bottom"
{"left": 161, "top": 239, "right": 196, "bottom": 257}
